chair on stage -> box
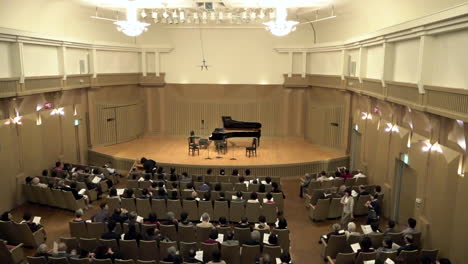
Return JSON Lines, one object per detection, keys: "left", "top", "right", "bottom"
{"left": 246, "top": 138, "right": 257, "bottom": 157}
{"left": 188, "top": 132, "right": 200, "bottom": 156}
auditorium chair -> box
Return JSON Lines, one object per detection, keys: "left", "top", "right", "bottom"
{"left": 159, "top": 261, "right": 172, "bottom": 264}
{"left": 0, "top": 220, "right": 19, "bottom": 245}
{"left": 178, "top": 225, "right": 196, "bottom": 243}
{"left": 399, "top": 250, "right": 420, "bottom": 264}
{"left": 218, "top": 176, "right": 230, "bottom": 183}
{"left": 387, "top": 232, "right": 404, "bottom": 246}
{"left": 321, "top": 234, "right": 347, "bottom": 260}
{"left": 346, "top": 234, "right": 362, "bottom": 253}
{"left": 181, "top": 190, "right": 193, "bottom": 199}
{"left": 321, "top": 180, "right": 334, "bottom": 189}
{"left": 76, "top": 182, "right": 98, "bottom": 201}
{"left": 151, "top": 199, "right": 167, "bottom": 219}
{"left": 327, "top": 198, "right": 343, "bottom": 219}
{"left": 204, "top": 175, "right": 217, "bottom": 183}
{"left": 309, "top": 199, "right": 330, "bottom": 222}
{"left": 69, "top": 221, "right": 88, "bottom": 238}
{"left": 159, "top": 241, "right": 177, "bottom": 260}
{"left": 220, "top": 183, "right": 233, "bottom": 191}
{"left": 216, "top": 226, "right": 232, "bottom": 237}
{"left": 121, "top": 198, "right": 137, "bottom": 213}
{"left": 344, "top": 178, "right": 356, "bottom": 186}
{"left": 48, "top": 257, "right": 69, "bottom": 264}
{"left": 221, "top": 243, "right": 240, "bottom": 264}
{"left": 14, "top": 222, "right": 45, "bottom": 247}
{"left": 136, "top": 199, "right": 152, "bottom": 219}
{"left": 229, "top": 202, "right": 245, "bottom": 223}
{"left": 78, "top": 238, "right": 98, "bottom": 252}
{"left": 271, "top": 193, "right": 284, "bottom": 211}
{"left": 196, "top": 226, "right": 212, "bottom": 245}
{"left": 123, "top": 223, "right": 141, "bottom": 234}
{"left": 92, "top": 259, "right": 113, "bottom": 264}
{"left": 377, "top": 251, "right": 397, "bottom": 263}
{"left": 305, "top": 181, "right": 321, "bottom": 195}
{"left": 245, "top": 203, "right": 261, "bottom": 222}
{"left": 234, "top": 183, "right": 247, "bottom": 192}
{"left": 420, "top": 249, "right": 438, "bottom": 262}
{"left": 272, "top": 228, "right": 290, "bottom": 253}
{"left": 240, "top": 244, "right": 261, "bottom": 263}
{"left": 120, "top": 240, "right": 139, "bottom": 260}
{"left": 99, "top": 239, "right": 120, "bottom": 254}
{"left": 115, "top": 259, "right": 135, "bottom": 264}
{"left": 87, "top": 222, "right": 106, "bottom": 239}
{"left": 210, "top": 191, "right": 220, "bottom": 201}
{"left": 333, "top": 178, "right": 344, "bottom": 187}
{"left": 248, "top": 183, "right": 259, "bottom": 192}
{"left": 60, "top": 237, "right": 79, "bottom": 253}
{"left": 326, "top": 252, "right": 356, "bottom": 264}
{"left": 198, "top": 201, "right": 214, "bottom": 219}
{"left": 139, "top": 181, "right": 151, "bottom": 189}
{"left": 412, "top": 231, "right": 422, "bottom": 248}
{"left": 353, "top": 195, "right": 370, "bottom": 216}
{"left": 201, "top": 242, "right": 218, "bottom": 263}
{"left": 27, "top": 256, "right": 48, "bottom": 264}
{"left": 356, "top": 177, "right": 368, "bottom": 186}
{"left": 45, "top": 188, "right": 59, "bottom": 208}
{"left": 136, "top": 260, "right": 156, "bottom": 264}
{"left": 261, "top": 203, "right": 278, "bottom": 224}
{"left": 69, "top": 258, "right": 90, "bottom": 264}
{"left": 160, "top": 225, "right": 178, "bottom": 242}
{"left": 233, "top": 227, "right": 251, "bottom": 245}
{"left": 180, "top": 241, "right": 197, "bottom": 259}
{"left": 0, "top": 241, "right": 23, "bottom": 264}
{"left": 51, "top": 189, "right": 68, "bottom": 209}
{"left": 167, "top": 200, "right": 182, "bottom": 218}
{"left": 355, "top": 252, "right": 377, "bottom": 264}
{"left": 127, "top": 180, "right": 139, "bottom": 189}
{"left": 141, "top": 224, "right": 157, "bottom": 236}
{"left": 138, "top": 240, "right": 159, "bottom": 262}
{"left": 213, "top": 201, "right": 229, "bottom": 221}
{"left": 368, "top": 232, "right": 384, "bottom": 249}
{"left": 263, "top": 245, "right": 282, "bottom": 260}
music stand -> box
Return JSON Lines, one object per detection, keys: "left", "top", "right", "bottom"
{"left": 230, "top": 141, "right": 237, "bottom": 160}
{"left": 205, "top": 140, "right": 213, "bottom": 160}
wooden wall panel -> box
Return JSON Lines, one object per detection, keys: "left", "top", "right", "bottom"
{"left": 0, "top": 78, "right": 18, "bottom": 98}
{"left": 0, "top": 125, "right": 21, "bottom": 212}
{"left": 61, "top": 105, "right": 78, "bottom": 164}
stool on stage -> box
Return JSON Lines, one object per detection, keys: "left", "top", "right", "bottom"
{"left": 246, "top": 138, "right": 257, "bottom": 157}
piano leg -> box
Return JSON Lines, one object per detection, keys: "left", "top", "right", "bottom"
{"left": 257, "top": 137, "right": 260, "bottom": 147}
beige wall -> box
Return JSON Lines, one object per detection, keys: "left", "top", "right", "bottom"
{"left": 351, "top": 93, "right": 467, "bottom": 263}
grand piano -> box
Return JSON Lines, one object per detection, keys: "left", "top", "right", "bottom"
{"left": 209, "top": 116, "right": 262, "bottom": 146}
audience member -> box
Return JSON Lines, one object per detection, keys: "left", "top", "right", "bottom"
{"left": 208, "top": 250, "right": 226, "bottom": 264}
{"left": 197, "top": 213, "right": 214, "bottom": 228}
{"left": 248, "top": 192, "right": 259, "bottom": 203}
{"left": 31, "top": 177, "right": 48, "bottom": 188}
{"left": 124, "top": 223, "right": 142, "bottom": 243}
{"left": 101, "top": 221, "right": 120, "bottom": 240}
{"left": 397, "top": 234, "right": 418, "bottom": 254}
{"left": 143, "top": 212, "right": 159, "bottom": 226}
{"left": 353, "top": 170, "right": 367, "bottom": 179}
{"left": 53, "top": 242, "right": 77, "bottom": 258}
{"left": 402, "top": 218, "right": 417, "bottom": 235}
{"left": 205, "top": 229, "right": 220, "bottom": 244}
{"left": 91, "top": 202, "right": 109, "bottom": 223}
{"left": 266, "top": 233, "right": 279, "bottom": 246}
{"left": 1, "top": 211, "right": 12, "bottom": 221}
{"left": 321, "top": 223, "right": 342, "bottom": 243}
{"left": 255, "top": 215, "right": 270, "bottom": 231}
{"left": 345, "top": 222, "right": 360, "bottom": 239}
{"left": 340, "top": 189, "right": 354, "bottom": 227}
{"left": 277, "top": 218, "right": 288, "bottom": 229}
{"left": 73, "top": 209, "right": 85, "bottom": 223}
{"left": 236, "top": 217, "right": 251, "bottom": 229}
{"left": 317, "top": 171, "right": 330, "bottom": 182}
{"left": 222, "top": 231, "right": 239, "bottom": 246}
{"left": 21, "top": 212, "right": 42, "bottom": 232}
{"left": 376, "top": 239, "right": 395, "bottom": 259}
{"left": 356, "top": 236, "right": 375, "bottom": 255}
{"left": 163, "top": 246, "right": 178, "bottom": 262}
{"left": 185, "top": 249, "right": 201, "bottom": 263}
{"left": 384, "top": 220, "right": 399, "bottom": 235}
{"left": 34, "top": 243, "right": 52, "bottom": 259}
{"left": 244, "top": 230, "right": 261, "bottom": 246}
{"left": 179, "top": 212, "right": 193, "bottom": 227}
{"left": 299, "top": 173, "right": 313, "bottom": 198}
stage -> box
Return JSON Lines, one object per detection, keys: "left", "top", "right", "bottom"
{"left": 89, "top": 135, "right": 349, "bottom": 177}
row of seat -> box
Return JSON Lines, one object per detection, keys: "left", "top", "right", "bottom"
{"left": 23, "top": 185, "right": 87, "bottom": 212}
{"left": 327, "top": 249, "right": 438, "bottom": 264}
{"left": 0, "top": 221, "right": 45, "bottom": 248}
{"left": 28, "top": 239, "right": 279, "bottom": 264}
{"left": 69, "top": 221, "right": 289, "bottom": 252}
{"left": 304, "top": 177, "right": 369, "bottom": 196}
{"left": 36, "top": 175, "right": 111, "bottom": 196}
{"left": 0, "top": 239, "right": 24, "bottom": 264}
{"left": 107, "top": 196, "right": 282, "bottom": 222}
{"left": 129, "top": 174, "right": 281, "bottom": 186}
{"left": 321, "top": 233, "right": 426, "bottom": 264}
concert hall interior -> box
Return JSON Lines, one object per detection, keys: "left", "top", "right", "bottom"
{"left": 0, "top": 0, "right": 467, "bottom": 264}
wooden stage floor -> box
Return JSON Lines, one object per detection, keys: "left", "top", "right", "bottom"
{"left": 92, "top": 135, "right": 344, "bottom": 166}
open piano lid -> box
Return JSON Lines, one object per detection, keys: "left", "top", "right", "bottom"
{"left": 222, "top": 116, "right": 262, "bottom": 129}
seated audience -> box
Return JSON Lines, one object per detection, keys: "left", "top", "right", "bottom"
{"left": 384, "top": 220, "right": 399, "bottom": 235}
{"left": 279, "top": 252, "right": 292, "bottom": 264}
{"left": 72, "top": 209, "right": 85, "bottom": 223}
{"left": 271, "top": 182, "right": 285, "bottom": 198}
{"left": 321, "top": 223, "right": 342, "bottom": 243}
{"left": 162, "top": 212, "right": 179, "bottom": 227}
{"left": 185, "top": 249, "right": 201, "bottom": 263}
{"left": 353, "top": 170, "right": 367, "bottom": 178}
{"left": 179, "top": 212, "right": 193, "bottom": 227}
{"left": 356, "top": 236, "right": 375, "bottom": 255}
{"left": 0, "top": 211, "right": 12, "bottom": 222}
{"left": 35, "top": 243, "right": 52, "bottom": 259}
{"left": 142, "top": 227, "right": 159, "bottom": 241}
{"left": 101, "top": 221, "right": 120, "bottom": 240}
{"left": 124, "top": 223, "right": 142, "bottom": 243}
{"left": 345, "top": 222, "right": 360, "bottom": 239}
{"left": 208, "top": 250, "right": 226, "bottom": 264}
{"left": 31, "top": 177, "right": 48, "bottom": 188}
{"left": 341, "top": 168, "right": 353, "bottom": 179}
{"left": 53, "top": 242, "right": 77, "bottom": 258}
{"left": 108, "top": 188, "right": 119, "bottom": 198}
{"left": 244, "top": 230, "right": 262, "bottom": 246}
{"left": 376, "top": 239, "right": 395, "bottom": 259}
{"left": 248, "top": 192, "right": 259, "bottom": 203}
{"left": 91, "top": 202, "right": 109, "bottom": 223}
{"left": 236, "top": 216, "right": 251, "bottom": 229}
{"left": 143, "top": 212, "right": 159, "bottom": 226}
{"left": 276, "top": 218, "right": 288, "bottom": 229}
{"left": 94, "top": 245, "right": 118, "bottom": 260}
{"left": 255, "top": 215, "right": 270, "bottom": 231}
{"left": 217, "top": 192, "right": 227, "bottom": 202}
{"left": 265, "top": 233, "right": 279, "bottom": 246}
{"left": 317, "top": 171, "right": 330, "bottom": 182}
{"left": 397, "top": 234, "right": 418, "bottom": 254}
{"left": 222, "top": 231, "right": 239, "bottom": 246}
{"left": 258, "top": 184, "right": 266, "bottom": 193}
{"left": 197, "top": 213, "right": 214, "bottom": 228}
{"left": 110, "top": 208, "right": 128, "bottom": 224}
{"left": 358, "top": 185, "right": 369, "bottom": 196}
{"left": 217, "top": 216, "right": 229, "bottom": 227}
{"left": 402, "top": 218, "right": 417, "bottom": 235}
{"left": 300, "top": 173, "right": 313, "bottom": 198}
{"left": 232, "top": 191, "right": 244, "bottom": 202}
{"left": 264, "top": 192, "right": 275, "bottom": 204}
{"left": 205, "top": 229, "right": 220, "bottom": 244}
{"left": 21, "top": 212, "right": 42, "bottom": 232}
{"left": 163, "top": 246, "right": 179, "bottom": 262}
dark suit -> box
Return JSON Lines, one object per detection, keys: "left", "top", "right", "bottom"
{"left": 398, "top": 244, "right": 418, "bottom": 254}
{"left": 101, "top": 231, "right": 120, "bottom": 241}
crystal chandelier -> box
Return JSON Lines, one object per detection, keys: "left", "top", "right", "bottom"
{"left": 263, "top": 7, "right": 299, "bottom": 37}
{"left": 114, "top": 2, "right": 150, "bottom": 37}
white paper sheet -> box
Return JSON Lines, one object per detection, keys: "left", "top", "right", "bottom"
{"left": 92, "top": 177, "right": 101, "bottom": 184}
{"left": 117, "top": 189, "right": 125, "bottom": 196}
{"left": 136, "top": 216, "right": 143, "bottom": 223}
{"left": 53, "top": 242, "right": 58, "bottom": 253}
{"left": 263, "top": 233, "right": 270, "bottom": 244}
{"left": 86, "top": 220, "right": 92, "bottom": 223}
{"left": 385, "top": 259, "right": 395, "bottom": 264}
{"left": 276, "top": 258, "right": 282, "bottom": 264}
{"left": 195, "top": 250, "right": 203, "bottom": 262}
{"left": 351, "top": 243, "right": 361, "bottom": 253}
{"left": 364, "top": 261, "right": 375, "bottom": 264}
{"left": 33, "top": 216, "right": 41, "bottom": 225}
{"left": 138, "top": 177, "right": 144, "bottom": 182}
{"left": 338, "top": 230, "right": 345, "bottom": 234}
{"left": 78, "top": 189, "right": 86, "bottom": 195}
{"left": 216, "top": 234, "right": 224, "bottom": 243}
{"left": 392, "top": 243, "right": 400, "bottom": 250}
{"left": 351, "top": 190, "right": 358, "bottom": 197}
{"left": 361, "top": 225, "right": 372, "bottom": 234}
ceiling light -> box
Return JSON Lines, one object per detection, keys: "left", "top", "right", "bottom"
{"left": 172, "top": 10, "right": 177, "bottom": 19}
{"left": 269, "top": 9, "right": 276, "bottom": 19}
{"left": 361, "top": 112, "right": 372, "bottom": 120}
{"left": 151, "top": 10, "right": 157, "bottom": 19}
{"left": 4, "top": 112, "right": 22, "bottom": 125}
{"left": 210, "top": 12, "right": 216, "bottom": 21}
{"left": 140, "top": 9, "right": 147, "bottom": 18}
{"left": 162, "top": 10, "right": 169, "bottom": 19}
{"left": 114, "top": 3, "right": 149, "bottom": 37}
{"left": 250, "top": 10, "right": 257, "bottom": 20}
{"left": 384, "top": 123, "right": 399, "bottom": 133}
{"left": 202, "top": 11, "right": 208, "bottom": 20}
{"left": 421, "top": 141, "right": 443, "bottom": 153}
{"left": 179, "top": 10, "right": 185, "bottom": 22}
{"left": 263, "top": 7, "right": 298, "bottom": 37}
{"left": 242, "top": 10, "right": 247, "bottom": 20}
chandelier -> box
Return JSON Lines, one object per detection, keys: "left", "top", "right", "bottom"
{"left": 263, "top": 7, "right": 298, "bottom": 37}
{"left": 114, "top": 2, "right": 149, "bottom": 37}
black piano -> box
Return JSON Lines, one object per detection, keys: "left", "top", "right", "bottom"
{"left": 209, "top": 116, "right": 262, "bottom": 146}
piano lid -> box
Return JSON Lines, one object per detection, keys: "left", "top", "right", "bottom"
{"left": 222, "top": 116, "right": 262, "bottom": 129}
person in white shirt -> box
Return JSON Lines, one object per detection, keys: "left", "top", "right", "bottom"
{"left": 353, "top": 170, "right": 367, "bottom": 179}
{"left": 316, "top": 171, "right": 330, "bottom": 182}
{"left": 247, "top": 192, "right": 259, "bottom": 203}
{"left": 340, "top": 190, "right": 354, "bottom": 227}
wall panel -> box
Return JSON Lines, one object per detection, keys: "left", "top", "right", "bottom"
{"left": 96, "top": 51, "right": 140, "bottom": 74}
{"left": 365, "top": 45, "right": 383, "bottom": 79}
{"left": 0, "top": 42, "right": 14, "bottom": 78}
{"left": 308, "top": 51, "right": 342, "bottom": 75}
{"left": 391, "top": 39, "right": 419, "bottom": 83}
{"left": 66, "top": 48, "right": 89, "bottom": 75}
{"left": 0, "top": 124, "right": 21, "bottom": 213}
{"left": 23, "top": 44, "right": 59, "bottom": 76}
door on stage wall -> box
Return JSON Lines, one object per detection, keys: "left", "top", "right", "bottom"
{"left": 350, "top": 128, "right": 362, "bottom": 171}
{"left": 98, "top": 107, "right": 117, "bottom": 146}
{"left": 392, "top": 159, "right": 416, "bottom": 224}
